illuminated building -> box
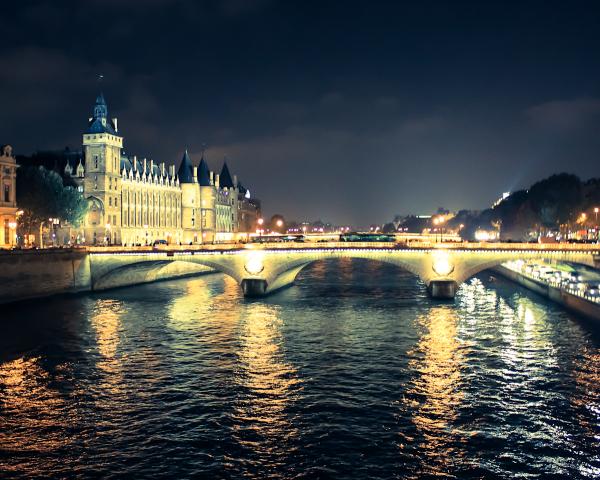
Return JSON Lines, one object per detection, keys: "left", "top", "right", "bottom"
{"left": 0, "top": 145, "right": 18, "bottom": 247}
{"left": 61, "top": 94, "right": 260, "bottom": 245}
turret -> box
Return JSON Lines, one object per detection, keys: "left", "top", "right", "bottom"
{"left": 177, "top": 150, "right": 195, "bottom": 183}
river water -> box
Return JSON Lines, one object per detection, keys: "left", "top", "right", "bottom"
{"left": 1, "top": 259, "right": 599, "bottom": 479}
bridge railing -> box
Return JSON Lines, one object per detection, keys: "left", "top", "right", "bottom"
{"left": 84, "top": 241, "right": 600, "bottom": 254}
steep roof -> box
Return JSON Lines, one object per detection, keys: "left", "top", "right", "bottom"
{"left": 220, "top": 161, "right": 235, "bottom": 188}
{"left": 85, "top": 93, "right": 119, "bottom": 135}
{"left": 177, "top": 150, "right": 194, "bottom": 183}
{"left": 197, "top": 156, "right": 211, "bottom": 186}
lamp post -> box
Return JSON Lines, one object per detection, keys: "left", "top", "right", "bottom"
{"left": 8, "top": 221, "right": 17, "bottom": 247}
{"left": 257, "top": 218, "right": 264, "bottom": 241}
{"left": 439, "top": 216, "right": 446, "bottom": 243}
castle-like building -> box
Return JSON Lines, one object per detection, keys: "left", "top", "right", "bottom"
{"left": 69, "top": 94, "right": 260, "bottom": 245}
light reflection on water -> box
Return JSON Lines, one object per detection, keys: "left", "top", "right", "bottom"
{"left": 0, "top": 259, "right": 599, "bottom": 479}
{"left": 403, "top": 306, "right": 466, "bottom": 478}
{"left": 232, "top": 303, "right": 301, "bottom": 467}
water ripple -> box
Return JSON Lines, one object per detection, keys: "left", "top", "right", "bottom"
{"left": 0, "top": 259, "right": 598, "bottom": 479}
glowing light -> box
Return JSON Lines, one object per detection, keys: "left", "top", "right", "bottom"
{"left": 474, "top": 229, "right": 498, "bottom": 241}
{"left": 258, "top": 218, "right": 264, "bottom": 226}
{"left": 432, "top": 250, "right": 454, "bottom": 276}
{"left": 276, "top": 219, "right": 283, "bottom": 227}
{"left": 245, "top": 250, "right": 265, "bottom": 275}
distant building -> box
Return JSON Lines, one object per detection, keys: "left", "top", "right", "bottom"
{"left": 0, "top": 145, "right": 18, "bottom": 247}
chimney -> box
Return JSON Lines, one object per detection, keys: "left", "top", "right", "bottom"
{"left": 143, "top": 158, "right": 147, "bottom": 173}
{"left": 150, "top": 159, "right": 155, "bottom": 173}
{"left": 233, "top": 174, "right": 238, "bottom": 188}
{"left": 113, "top": 118, "right": 118, "bottom": 132}
{"left": 170, "top": 165, "right": 175, "bottom": 177}
{"left": 209, "top": 171, "right": 214, "bottom": 185}
{"left": 215, "top": 173, "right": 220, "bottom": 188}
{"left": 161, "top": 162, "right": 166, "bottom": 176}
{"left": 133, "top": 155, "right": 137, "bottom": 171}
{"left": 193, "top": 166, "right": 198, "bottom": 183}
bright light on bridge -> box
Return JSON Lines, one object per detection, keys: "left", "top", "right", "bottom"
{"left": 432, "top": 250, "right": 454, "bottom": 276}
{"left": 244, "top": 251, "right": 265, "bottom": 275}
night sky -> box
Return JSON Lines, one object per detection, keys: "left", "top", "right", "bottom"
{"left": 2, "top": 1, "right": 599, "bottom": 225}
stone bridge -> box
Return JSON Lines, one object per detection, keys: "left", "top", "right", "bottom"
{"left": 89, "top": 244, "right": 600, "bottom": 299}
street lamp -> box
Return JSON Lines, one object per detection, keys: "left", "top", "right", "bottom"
{"left": 8, "top": 221, "right": 17, "bottom": 247}
{"left": 257, "top": 218, "right": 264, "bottom": 241}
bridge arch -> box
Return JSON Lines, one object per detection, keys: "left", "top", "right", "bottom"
{"left": 241, "top": 250, "right": 431, "bottom": 296}
{"left": 92, "top": 259, "right": 218, "bottom": 290}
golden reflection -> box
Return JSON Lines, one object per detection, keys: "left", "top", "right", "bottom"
{"left": 0, "top": 357, "right": 74, "bottom": 456}
{"left": 233, "top": 303, "right": 301, "bottom": 456}
{"left": 403, "top": 306, "right": 466, "bottom": 475}
{"left": 166, "top": 274, "right": 242, "bottom": 378}
{"left": 167, "top": 274, "right": 241, "bottom": 336}
{"left": 90, "top": 299, "right": 125, "bottom": 394}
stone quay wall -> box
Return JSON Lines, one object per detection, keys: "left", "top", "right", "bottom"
{"left": 0, "top": 249, "right": 215, "bottom": 304}
{"left": 494, "top": 265, "right": 600, "bottom": 322}
{"left": 0, "top": 249, "right": 91, "bottom": 304}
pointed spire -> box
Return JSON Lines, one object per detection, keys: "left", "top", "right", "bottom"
{"left": 219, "top": 159, "right": 235, "bottom": 188}
{"left": 86, "top": 92, "right": 118, "bottom": 135}
{"left": 177, "top": 149, "right": 195, "bottom": 183}
{"left": 93, "top": 92, "right": 108, "bottom": 119}
{"left": 197, "top": 154, "right": 211, "bottom": 186}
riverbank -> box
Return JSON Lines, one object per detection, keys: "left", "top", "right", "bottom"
{"left": 493, "top": 264, "right": 600, "bottom": 322}
{"left": 0, "top": 249, "right": 215, "bottom": 304}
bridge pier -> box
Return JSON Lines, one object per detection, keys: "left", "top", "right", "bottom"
{"left": 428, "top": 280, "right": 458, "bottom": 299}
{"left": 241, "top": 279, "right": 268, "bottom": 297}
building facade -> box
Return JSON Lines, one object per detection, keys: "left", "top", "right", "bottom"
{"left": 69, "top": 94, "right": 260, "bottom": 245}
{"left": 0, "top": 145, "right": 18, "bottom": 248}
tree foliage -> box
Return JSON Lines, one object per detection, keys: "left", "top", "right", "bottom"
{"left": 463, "top": 173, "right": 593, "bottom": 240}
{"left": 16, "top": 166, "right": 88, "bottom": 233}
{"left": 395, "top": 173, "right": 600, "bottom": 241}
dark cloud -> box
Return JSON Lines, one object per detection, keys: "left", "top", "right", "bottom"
{"left": 1, "top": 0, "right": 600, "bottom": 224}
{"left": 526, "top": 98, "right": 600, "bottom": 131}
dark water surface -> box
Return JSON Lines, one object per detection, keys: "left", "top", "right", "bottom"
{"left": 1, "top": 259, "right": 599, "bottom": 479}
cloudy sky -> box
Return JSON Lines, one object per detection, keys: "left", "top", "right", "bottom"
{"left": 1, "top": 0, "right": 599, "bottom": 224}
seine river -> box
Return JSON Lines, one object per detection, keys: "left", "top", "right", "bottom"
{"left": 1, "top": 259, "right": 599, "bottom": 479}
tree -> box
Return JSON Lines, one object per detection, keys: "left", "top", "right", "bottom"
{"left": 528, "top": 173, "right": 582, "bottom": 227}
{"left": 382, "top": 222, "right": 397, "bottom": 233}
{"left": 269, "top": 214, "right": 286, "bottom": 233}
{"left": 16, "top": 166, "right": 88, "bottom": 240}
